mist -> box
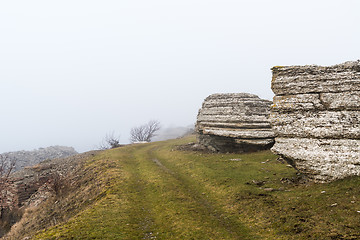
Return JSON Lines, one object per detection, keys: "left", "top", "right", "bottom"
{"left": 1, "top": 0, "right": 359, "bottom": 153}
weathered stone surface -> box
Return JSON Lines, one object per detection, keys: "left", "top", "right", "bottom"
{"left": 196, "top": 93, "right": 275, "bottom": 153}
{"left": 272, "top": 92, "right": 360, "bottom": 112}
{"left": 273, "top": 138, "right": 360, "bottom": 182}
{"left": 272, "top": 61, "right": 360, "bottom": 95}
{"left": 271, "top": 60, "right": 360, "bottom": 182}
{"left": 271, "top": 111, "right": 360, "bottom": 139}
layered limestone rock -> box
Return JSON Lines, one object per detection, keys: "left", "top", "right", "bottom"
{"left": 271, "top": 60, "right": 360, "bottom": 182}
{"left": 196, "top": 93, "right": 275, "bottom": 153}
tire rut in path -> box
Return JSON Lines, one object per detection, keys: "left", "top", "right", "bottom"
{"left": 126, "top": 158, "right": 158, "bottom": 239}
{"left": 148, "top": 148, "right": 253, "bottom": 240}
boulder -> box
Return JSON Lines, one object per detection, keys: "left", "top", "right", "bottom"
{"left": 196, "top": 93, "right": 275, "bottom": 153}
{"left": 270, "top": 60, "right": 360, "bottom": 182}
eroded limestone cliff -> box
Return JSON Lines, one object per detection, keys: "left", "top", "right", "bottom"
{"left": 270, "top": 60, "right": 360, "bottom": 182}
{"left": 196, "top": 93, "right": 274, "bottom": 153}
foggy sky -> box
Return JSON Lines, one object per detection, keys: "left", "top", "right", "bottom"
{"left": 1, "top": 0, "right": 359, "bottom": 153}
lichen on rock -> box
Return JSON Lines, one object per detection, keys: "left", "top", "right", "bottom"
{"left": 270, "top": 60, "right": 360, "bottom": 182}
{"left": 196, "top": 93, "right": 275, "bottom": 153}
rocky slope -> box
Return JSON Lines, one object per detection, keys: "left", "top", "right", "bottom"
{"left": 270, "top": 60, "right": 360, "bottom": 182}
{"left": 0, "top": 151, "right": 95, "bottom": 238}
{"left": 196, "top": 93, "right": 274, "bottom": 153}
{"left": 1, "top": 146, "right": 78, "bottom": 171}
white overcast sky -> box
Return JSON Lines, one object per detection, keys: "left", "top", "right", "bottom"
{"left": 1, "top": 0, "right": 359, "bottom": 153}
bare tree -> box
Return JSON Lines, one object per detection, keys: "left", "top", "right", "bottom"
{"left": 98, "top": 132, "right": 122, "bottom": 150}
{"left": 130, "top": 120, "right": 161, "bottom": 143}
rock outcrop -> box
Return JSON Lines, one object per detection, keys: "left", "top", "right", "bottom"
{"left": 1, "top": 146, "right": 78, "bottom": 171}
{"left": 0, "top": 152, "right": 94, "bottom": 237}
{"left": 196, "top": 93, "right": 275, "bottom": 153}
{"left": 270, "top": 60, "right": 360, "bottom": 182}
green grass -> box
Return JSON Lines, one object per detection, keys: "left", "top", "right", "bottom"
{"left": 27, "top": 136, "right": 360, "bottom": 239}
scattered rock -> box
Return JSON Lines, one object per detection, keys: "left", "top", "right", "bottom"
{"left": 252, "top": 180, "right": 265, "bottom": 186}
{"left": 196, "top": 93, "right": 275, "bottom": 153}
{"left": 279, "top": 175, "right": 310, "bottom": 185}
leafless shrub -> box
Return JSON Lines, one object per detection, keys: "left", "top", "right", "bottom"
{"left": 98, "top": 132, "right": 122, "bottom": 150}
{"left": 48, "top": 172, "right": 70, "bottom": 197}
{"left": 130, "top": 120, "right": 161, "bottom": 143}
{"left": 0, "top": 155, "right": 16, "bottom": 218}
{"left": 0, "top": 155, "right": 15, "bottom": 180}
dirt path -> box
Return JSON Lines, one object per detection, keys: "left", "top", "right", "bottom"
{"left": 121, "top": 145, "right": 254, "bottom": 239}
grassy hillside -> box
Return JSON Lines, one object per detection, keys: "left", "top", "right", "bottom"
{"left": 7, "top": 136, "right": 360, "bottom": 239}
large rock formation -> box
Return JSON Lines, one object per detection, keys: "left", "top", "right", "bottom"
{"left": 270, "top": 60, "right": 360, "bottom": 182}
{"left": 196, "top": 93, "right": 275, "bottom": 153}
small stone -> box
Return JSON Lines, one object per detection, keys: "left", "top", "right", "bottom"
{"left": 229, "top": 158, "right": 242, "bottom": 161}
{"left": 252, "top": 180, "right": 265, "bottom": 186}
